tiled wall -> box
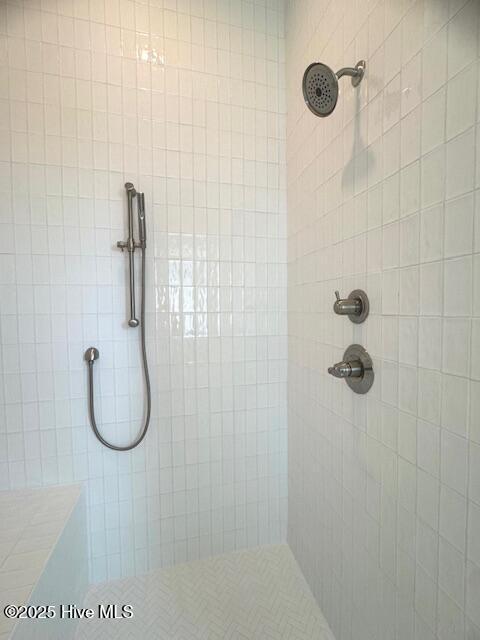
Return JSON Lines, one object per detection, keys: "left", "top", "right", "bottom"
{"left": 0, "top": 0, "right": 287, "bottom": 582}
{"left": 286, "top": 1, "right": 480, "bottom": 638}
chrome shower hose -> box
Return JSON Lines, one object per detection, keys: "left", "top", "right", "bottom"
{"left": 86, "top": 247, "right": 151, "bottom": 451}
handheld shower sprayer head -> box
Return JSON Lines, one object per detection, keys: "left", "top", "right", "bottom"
{"left": 125, "top": 182, "right": 137, "bottom": 196}
{"left": 137, "top": 192, "right": 146, "bottom": 248}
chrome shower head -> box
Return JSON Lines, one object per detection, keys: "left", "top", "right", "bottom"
{"left": 302, "top": 60, "right": 365, "bottom": 118}
{"left": 302, "top": 62, "right": 339, "bottom": 117}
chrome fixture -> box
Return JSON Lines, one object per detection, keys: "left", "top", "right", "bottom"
{"left": 328, "top": 344, "right": 374, "bottom": 394}
{"left": 333, "top": 289, "right": 369, "bottom": 323}
{"left": 84, "top": 182, "right": 151, "bottom": 451}
{"left": 117, "top": 182, "right": 143, "bottom": 327}
{"left": 302, "top": 60, "right": 365, "bottom": 117}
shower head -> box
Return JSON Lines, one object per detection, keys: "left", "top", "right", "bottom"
{"left": 302, "top": 60, "right": 365, "bottom": 118}
{"left": 302, "top": 62, "right": 339, "bottom": 117}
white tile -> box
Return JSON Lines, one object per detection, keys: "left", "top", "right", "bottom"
{"left": 421, "top": 147, "right": 446, "bottom": 209}
{"left": 382, "top": 269, "right": 400, "bottom": 315}
{"left": 470, "top": 442, "right": 480, "bottom": 505}
{"left": 398, "top": 412, "right": 417, "bottom": 464}
{"left": 446, "top": 63, "right": 478, "bottom": 140}
{"left": 400, "top": 162, "right": 421, "bottom": 218}
{"left": 420, "top": 205, "right": 444, "bottom": 263}
{"left": 382, "top": 316, "right": 399, "bottom": 361}
{"left": 471, "top": 380, "right": 480, "bottom": 445}
{"left": 402, "top": 0, "right": 425, "bottom": 64}
{"left": 442, "top": 318, "right": 471, "bottom": 376}
{"left": 399, "top": 317, "right": 418, "bottom": 365}
{"left": 3, "top": 0, "right": 479, "bottom": 634}
{"left": 383, "top": 222, "right": 400, "bottom": 268}
{"left": 399, "top": 214, "right": 419, "bottom": 266}
{"left": 424, "top": 0, "right": 449, "bottom": 40}
{"left": 444, "top": 256, "right": 473, "bottom": 316}
{"left": 466, "top": 616, "right": 480, "bottom": 639}
{"left": 467, "top": 500, "right": 480, "bottom": 566}
{"left": 75, "top": 545, "right": 335, "bottom": 640}
{"left": 446, "top": 127, "right": 476, "bottom": 200}
{"left": 383, "top": 173, "right": 400, "bottom": 223}
{"left": 416, "top": 519, "right": 439, "bottom": 580}
{"left": 422, "top": 26, "right": 448, "bottom": 97}
{"left": 1, "top": 0, "right": 288, "bottom": 582}
{"left": 444, "top": 193, "right": 474, "bottom": 258}
{"left": 420, "top": 262, "right": 443, "bottom": 316}
{"left": 475, "top": 193, "right": 480, "bottom": 254}
{"left": 441, "top": 373, "right": 469, "bottom": 436}
{"left": 437, "top": 587, "right": 465, "bottom": 640}
{"left": 415, "top": 563, "right": 437, "bottom": 630}
{"left": 383, "top": 74, "right": 401, "bottom": 132}
{"left": 466, "top": 560, "right": 480, "bottom": 628}
{"left": 418, "top": 368, "right": 442, "bottom": 425}
{"left": 383, "top": 124, "right": 401, "bottom": 177}
{"left": 400, "top": 106, "right": 421, "bottom": 167}
{"left": 399, "top": 266, "right": 419, "bottom": 315}
{"left": 438, "top": 536, "right": 465, "bottom": 606}
{"left": 447, "top": 0, "right": 479, "bottom": 79}
{"left": 417, "top": 469, "right": 440, "bottom": 530}
{"left": 401, "top": 53, "right": 422, "bottom": 117}
{"left": 285, "top": 0, "right": 479, "bottom": 636}
{"left": 439, "top": 484, "right": 467, "bottom": 552}
{"left": 421, "top": 87, "right": 446, "bottom": 154}
{"left": 441, "top": 430, "right": 468, "bottom": 495}
{"left": 419, "top": 317, "right": 443, "bottom": 370}
{"left": 417, "top": 420, "right": 440, "bottom": 477}
{"left": 385, "top": 24, "right": 402, "bottom": 84}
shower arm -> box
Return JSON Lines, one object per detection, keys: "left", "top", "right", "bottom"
{"left": 336, "top": 60, "right": 366, "bottom": 87}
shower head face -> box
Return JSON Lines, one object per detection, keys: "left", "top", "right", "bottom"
{"left": 302, "top": 62, "right": 339, "bottom": 117}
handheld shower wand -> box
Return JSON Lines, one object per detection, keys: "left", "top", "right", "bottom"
{"left": 137, "top": 192, "right": 146, "bottom": 248}
{"left": 84, "top": 182, "right": 151, "bottom": 451}
{"left": 118, "top": 182, "right": 140, "bottom": 327}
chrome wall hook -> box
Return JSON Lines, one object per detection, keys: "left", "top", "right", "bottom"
{"left": 333, "top": 289, "right": 369, "bottom": 323}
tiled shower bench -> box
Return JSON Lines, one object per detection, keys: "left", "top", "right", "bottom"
{"left": 0, "top": 485, "right": 87, "bottom": 640}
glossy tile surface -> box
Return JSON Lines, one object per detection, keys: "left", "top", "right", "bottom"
{"left": 0, "top": 484, "right": 84, "bottom": 639}
{"left": 286, "top": 0, "right": 480, "bottom": 638}
{"left": 75, "top": 544, "right": 335, "bottom": 640}
{"left": 0, "top": 0, "right": 287, "bottom": 582}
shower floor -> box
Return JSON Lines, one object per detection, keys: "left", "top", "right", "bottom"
{"left": 74, "top": 544, "right": 334, "bottom": 640}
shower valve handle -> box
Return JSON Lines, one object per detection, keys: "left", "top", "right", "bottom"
{"left": 328, "top": 359, "right": 363, "bottom": 378}
{"left": 328, "top": 344, "right": 374, "bottom": 394}
{"left": 333, "top": 289, "right": 369, "bottom": 324}
{"left": 334, "top": 291, "right": 362, "bottom": 316}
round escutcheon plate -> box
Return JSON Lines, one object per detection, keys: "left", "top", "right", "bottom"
{"left": 344, "top": 344, "right": 374, "bottom": 394}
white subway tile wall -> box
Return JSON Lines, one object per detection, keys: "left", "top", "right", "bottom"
{"left": 0, "top": 0, "right": 287, "bottom": 582}
{"left": 286, "top": 0, "right": 480, "bottom": 639}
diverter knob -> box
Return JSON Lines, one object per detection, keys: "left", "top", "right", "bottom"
{"left": 333, "top": 289, "right": 369, "bottom": 323}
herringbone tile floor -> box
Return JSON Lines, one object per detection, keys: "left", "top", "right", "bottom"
{"left": 75, "top": 545, "right": 335, "bottom": 639}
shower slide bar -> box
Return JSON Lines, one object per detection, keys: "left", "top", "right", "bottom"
{"left": 84, "top": 182, "right": 151, "bottom": 451}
